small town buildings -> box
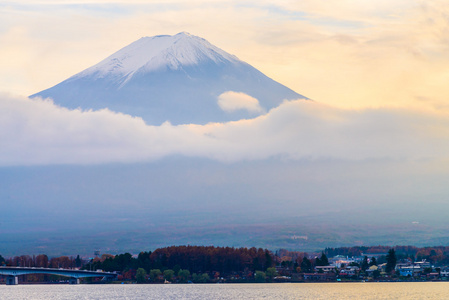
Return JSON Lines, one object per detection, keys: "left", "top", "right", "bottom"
{"left": 315, "top": 266, "right": 336, "bottom": 273}
{"left": 329, "top": 255, "right": 362, "bottom": 268}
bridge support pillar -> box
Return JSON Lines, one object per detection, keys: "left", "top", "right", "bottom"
{"left": 69, "top": 277, "right": 80, "bottom": 284}
{"left": 6, "top": 275, "right": 18, "bottom": 285}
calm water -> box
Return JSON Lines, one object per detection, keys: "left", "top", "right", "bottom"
{"left": 1, "top": 282, "right": 448, "bottom": 299}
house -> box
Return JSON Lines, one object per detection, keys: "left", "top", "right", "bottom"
{"left": 315, "top": 266, "right": 336, "bottom": 273}
{"left": 414, "top": 260, "right": 431, "bottom": 270}
{"left": 330, "top": 255, "right": 361, "bottom": 268}
{"left": 395, "top": 260, "right": 431, "bottom": 277}
{"left": 377, "top": 263, "right": 387, "bottom": 273}
{"left": 397, "top": 266, "right": 421, "bottom": 277}
{"left": 439, "top": 268, "right": 449, "bottom": 277}
{"left": 339, "top": 266, "right": 359, "bottom": 277}
{"left": 365, "top": 265, "right": 379, "bottom": 276}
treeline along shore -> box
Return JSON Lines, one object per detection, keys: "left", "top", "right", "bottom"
{"left": 2, "top": 245, "right": 449, "bottom": 284}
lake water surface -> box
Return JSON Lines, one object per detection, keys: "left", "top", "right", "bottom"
{"left": 1, "top": 282, "right": 448, "bottom": 299}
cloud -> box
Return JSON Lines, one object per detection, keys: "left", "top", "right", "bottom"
{"left": 2, "top": 93, "right": 449, "bottom": 166}
{"left": 2, "top": 0, "right": 449, "bottom": 114}
{"left": 217, "top": 91, "right": 265, "bottom": 114}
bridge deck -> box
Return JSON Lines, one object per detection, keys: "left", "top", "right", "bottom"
{"left": 0, "top": 267, "right": 116, "bottom": 280}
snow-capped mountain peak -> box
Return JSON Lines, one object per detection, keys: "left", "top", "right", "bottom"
{"left": 76, "top": 32, "right": 239, "bottom": 81}
{"left": 32, "top": 32, "right": 306, "bottom": 125}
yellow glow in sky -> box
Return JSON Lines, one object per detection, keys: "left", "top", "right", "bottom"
{"left": 1, "top": 0, "right": 448, "bottom": 111}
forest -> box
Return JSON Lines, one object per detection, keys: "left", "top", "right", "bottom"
{"left": 3, "top": 245, "right": 449, "bottom": 283}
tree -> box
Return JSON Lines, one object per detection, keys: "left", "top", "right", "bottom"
{"left": 301, "top": 257, "right": 312, "bottom": 273}
{"left": 316, "top": 253, "right": 329, "bottom": 266}
{"left": 369, "top": 257, "right": 377, "bottom": 266}
{"left": 266, "top": 267, "right": 277, "bottom": 281}
{"left": 192, "top": 273, "right": 210, "bottom": 283}
{"left": 149, "top": 269, "right": 162, "bottom": 282}
{"left": 265, "top": 250, "right": 273, "bottom": 268}
{"left": 178, "top": 269, "right": 191, "bottom": 283}
{"left": 75, "top": 255, "right": 82, "bottom": 268}
{"left": 163, "top": 269, "right": 175, "bottom": 282}
{"left": 200, "top": 273, "right": 210, "bottom": 283}
{"left": 255, "top": 271, "right": 266, "bottom": 283}
{"left": 386, "top": 249, "right": 397, "bottom": 273}
{"left": 136, "top": 268, "right": 147, "bottom": 283}
{"left": 173, "top": 264, "right": 181, "bottom": 276}
{"left": 361, "top": 256, "right": 369, "bottom": 272}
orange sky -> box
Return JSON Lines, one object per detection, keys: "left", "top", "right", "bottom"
{"left": 1, "top": 0, "right": 448, "bottom": 112}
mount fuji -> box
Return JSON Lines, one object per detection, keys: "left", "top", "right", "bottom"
{"left": 31, "top": 32, "right": 306, "bottom": 125}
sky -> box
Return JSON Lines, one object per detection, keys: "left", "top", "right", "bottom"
{"left": 1, "top": 0, "right": 449, "bottom": 111}
{"left": 1, "top": 0, "right": 449, "bottom": 165}
{"left": 2, "top": 0, "right": 449, "bottom": 253}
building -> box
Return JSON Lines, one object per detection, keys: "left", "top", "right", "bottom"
{"left": 315, "top": 266, "right": 336, "bottom": 273}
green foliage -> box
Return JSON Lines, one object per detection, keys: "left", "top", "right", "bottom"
{"left": 201, "top": 273, "right": 210, "bottom": 283}
{"left": 192, "top": 273, "right": 210, "bottom": 283}
{"left": 281, "top": 260, "right": 293, "bottom": 268}
{"left": 136, "top": 268, "right": 147, "bottom": 283}
{"left": 265, "top": 250, "right": 273, "bottom": 268}
{"left": 80, "top": 245, "right": 275, "bottom": 279}
{"left": 75, "top": 255, "right": 82, "bottom": 268}
{"left": 386, "top": 249, "right": 397, "bottom": 273}
{"left": 149, "top": 269, "right": 162, "bottom": 282}
{"left": 137, "top": 251, "right": 152, "bottom": 272}
{"left": 266, "top": 267, "right": 277, "bottom": 281}
{"left": 173, "top": 264, "right": 181, "bottom": 275}
{"left": 163, "top": 269, "right": 175, "bottom": 282}
{"left": 316, "top": 252, "right": 329, "bottom": 266}
{"left": 361, "top": 256, "right": 369, "bottom": 271}
{"left": 301, "top": 257, "right": 312, "bottom": 273}
{"left": 177, "top": 269, "right": 191, "bottom": 283}
{"left": 255, "top": 271, "right": 266, "bottom": 283}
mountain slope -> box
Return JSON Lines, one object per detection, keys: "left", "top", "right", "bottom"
{"left": 31, "top": 32, "right": 306, "bottom": 125}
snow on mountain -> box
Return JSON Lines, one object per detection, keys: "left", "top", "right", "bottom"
{"left": 78, "top": 32, "right": 239, "bottom": 82}
{"left": 31, "top": 32, "right": 306, "bottom": 125}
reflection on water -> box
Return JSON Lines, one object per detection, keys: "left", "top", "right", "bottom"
{"left": 1, "top": 282, "right": 449, "bottom": 299}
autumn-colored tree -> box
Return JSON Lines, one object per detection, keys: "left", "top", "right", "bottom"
{"left": 35, "top": 254, "right": 49, "bottom": 268}
{"left": 122, "top": 269, "right": 136, "bottom": 280}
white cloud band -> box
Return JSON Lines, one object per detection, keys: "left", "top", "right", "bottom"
{"left": 1, "top": 94, "right": 449, "bottom": 166}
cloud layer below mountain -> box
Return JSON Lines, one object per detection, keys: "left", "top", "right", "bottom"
{"left": 2, "top": 93, "right": 449, "bottom": 166}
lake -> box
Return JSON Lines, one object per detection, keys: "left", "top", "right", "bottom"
{"left": 1, "top": 282, "right": 448, "bottom": 299}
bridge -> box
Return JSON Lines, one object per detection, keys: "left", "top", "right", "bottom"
{"left": 0, "top": 267, "right": 117, "bottom": 285}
